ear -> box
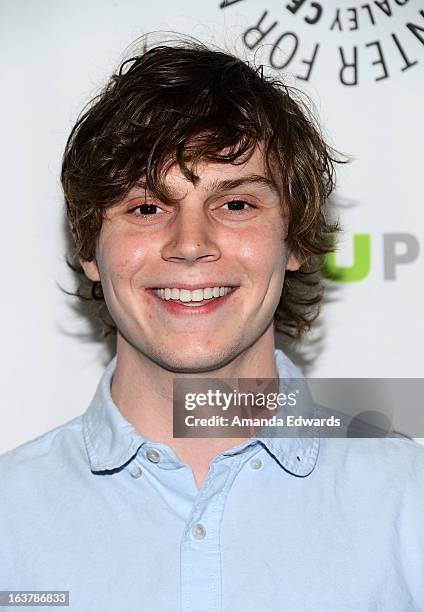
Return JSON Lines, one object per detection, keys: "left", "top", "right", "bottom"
{"left": 79, "top": 257, "right": 101, "bottom": 282}
{"left": 285, "top": 252, "right": 303, "bottom": 272}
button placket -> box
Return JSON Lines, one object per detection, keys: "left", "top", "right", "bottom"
{"left": 180, "top": 454, "right": 244, "bottom": 612}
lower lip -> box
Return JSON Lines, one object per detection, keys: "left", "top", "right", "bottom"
{"left": 146, "top": 288, "right": 239, "bottom": 315}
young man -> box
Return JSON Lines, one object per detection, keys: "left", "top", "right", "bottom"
{"left": 0, "top": 40, "right": 423, "bottom": 611}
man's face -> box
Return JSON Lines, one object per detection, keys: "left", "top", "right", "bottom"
{"left": 81, "top": 146, "right": 300, "bottom": 371}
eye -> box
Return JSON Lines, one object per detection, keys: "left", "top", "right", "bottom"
{"left": 129, "top": 202, "right": 166, "bottom": 218}
{"left": 220, "top": 199, "right": 256, "bottom": 214}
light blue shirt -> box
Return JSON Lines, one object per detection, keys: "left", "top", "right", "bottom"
{"left": 1, "top": 349, "right": 423, "bottom": 611}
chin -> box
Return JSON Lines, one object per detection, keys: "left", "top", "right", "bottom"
{"left": 153, "top": 342, "right": 240, "bottom": 374}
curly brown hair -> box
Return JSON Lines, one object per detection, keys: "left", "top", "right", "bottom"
{"left": 61, "top": 38, "right": 341, "bottom": 341}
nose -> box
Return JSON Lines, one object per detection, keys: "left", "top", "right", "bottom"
{"left": 161, "top": 204, "right": 221, "bottom": 264}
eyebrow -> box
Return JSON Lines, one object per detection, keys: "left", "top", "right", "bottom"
{"left": 203, "top": 174, "right": 279, "bottom": 194}
{"left": 133, "top": 173, "right": 279, "bottom": 199}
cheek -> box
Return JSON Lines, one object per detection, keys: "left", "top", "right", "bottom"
{"left": 236, "top": 223, "right": 286, "bottom": 275}
{"left": 97, "top": 230, "right": 150, "bottom": 282}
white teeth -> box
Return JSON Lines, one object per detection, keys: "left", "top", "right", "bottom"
{"left": 153, "top": 286, "right": 233, "bottom": 302}
{"left": 191, "top": 289, "right": 204, "bottom": 302}
{"left": 179, "top": 289, "right": 191, "bottom": 302}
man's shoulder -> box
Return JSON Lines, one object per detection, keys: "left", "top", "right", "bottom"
{"left": 0, "top": 415, "right": 86, "bottom": 487}
{"left": 315, "top": 400, "right": 424, "bottom": 468}
{"left": 322, "top": 433, "right": 424, "bottom": 492}
{"left": 356, "top": 434, "right": 424, "bottom": 467}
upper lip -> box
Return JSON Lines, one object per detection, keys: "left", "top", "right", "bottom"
{"left": 148, "top": 283, "right": 238, "bottom": 290}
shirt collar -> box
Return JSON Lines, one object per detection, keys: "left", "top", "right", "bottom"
{"left": 82, "top": 349, "right": 319, "bottom": 477}
{"left": 82, "top": 356, "right": 145, "bottom": 473}
{"left": 256, "top": 349, "right": 320, "bottom": 477}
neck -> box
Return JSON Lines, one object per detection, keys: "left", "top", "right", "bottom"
{"left": 111, "top": 326, "right": 279, "bottom": 488}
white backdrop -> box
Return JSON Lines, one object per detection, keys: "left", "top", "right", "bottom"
{"left": 1, "top": 0, "right": 423, "bottom": 454}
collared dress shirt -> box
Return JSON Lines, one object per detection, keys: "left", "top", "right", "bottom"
{"left": 0, "top": 349, "right": 423, "bottom": 611}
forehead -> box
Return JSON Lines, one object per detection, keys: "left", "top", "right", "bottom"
{"left": 177, "top": 145, "right": 265, "bottom": 184}
{"left": 135, "top": 145, "right": 280, "bottom": 201}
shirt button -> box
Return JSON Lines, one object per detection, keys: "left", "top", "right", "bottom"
{"left": 250, "top": 457, "right": 262, "bottom": 470}
{"left": 146, "top": 448, "right": 161, "bottom": 463}
{"left": 191, "top": 523, "right": 207, "bottom": 540}
{"left": 130, "top": 466, "right": 142, "bottom": 479}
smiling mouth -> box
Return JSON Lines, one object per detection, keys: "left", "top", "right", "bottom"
{"left": 147, "top": 286, "right": 239, "bottom": 309}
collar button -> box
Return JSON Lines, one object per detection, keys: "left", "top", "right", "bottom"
{"left": 130, "top": 465, "right": 142, "bottom": 479}
{"left": 146, "top": 448, "right": 161, "bottom": 463}
{"left": 250, "top": 457, "right": 263, "bottom": 470}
